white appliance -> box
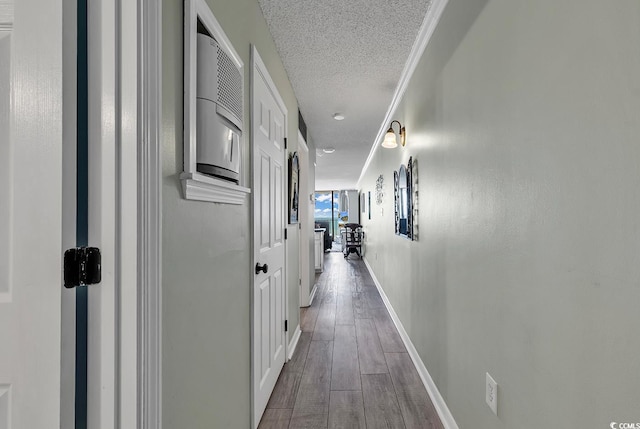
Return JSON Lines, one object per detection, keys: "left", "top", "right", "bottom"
{"left": 196, "top": 32, "right": 243, "bottom": 183}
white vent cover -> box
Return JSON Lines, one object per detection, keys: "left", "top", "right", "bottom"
{"left": 216, "top": 45, "right": 243, "bottom": 126}
{"left": 196, "top": 33, "right": 243, "bottom": 132}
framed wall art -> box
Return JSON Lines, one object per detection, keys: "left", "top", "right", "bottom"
{"left": 394, "top": 156, "right": 416, "bottom": 240}
{"left": 288, "top": 152, "right": 299, "bottom": 223}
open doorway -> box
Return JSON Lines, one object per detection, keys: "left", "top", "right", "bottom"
{"left": 314, "top": 190, "right": 360, "bottom": 252}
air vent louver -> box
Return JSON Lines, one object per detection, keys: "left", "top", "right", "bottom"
{"left": 216, "top": 45, "right": 243, "bottom": 126}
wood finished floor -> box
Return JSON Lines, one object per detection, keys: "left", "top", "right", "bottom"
{"left": 258, "top": 252, "right": 444, "bottom": 429}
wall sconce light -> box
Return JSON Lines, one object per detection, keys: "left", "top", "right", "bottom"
{"left": 382, "top": 120, "right": 406, "bottom": 149}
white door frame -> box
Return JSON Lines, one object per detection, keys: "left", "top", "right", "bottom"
{"left": 61, "top": 0, "right": 78, "bottom": 425}
{"left": 297, "top": 132, "right": 312, "bottom": 307}
{"left": 250, "top": 45, "right": 289, "bottom": 429}
{"left": 138, "top": 0, "right": 163, "bottom": 427}
{"left": 84, "top": 0, "right": 163, "bottom": 426}
{"left": 86, "top": 0, "right": 137, "bottom": 425}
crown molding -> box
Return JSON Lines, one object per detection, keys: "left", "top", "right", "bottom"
{"left": 357, "top": 0, "right": 449, "bottom": 187}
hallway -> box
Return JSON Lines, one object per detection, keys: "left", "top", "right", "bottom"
{"left": 259, "top": 253, "right": 444, "bottom": 428}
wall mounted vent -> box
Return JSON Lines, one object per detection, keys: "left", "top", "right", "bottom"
{"left": 196, "top": 32, "right": 244, "bottom": 183}
{"left": 181, "top": 0, "right": 250, "bottom": 204}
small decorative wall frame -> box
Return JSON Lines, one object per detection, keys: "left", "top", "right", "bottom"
{"left": 375, "top": 175, "right": 384, "bottom": 205}
{"left": 288, "top": 152, "right": 299, "bottom": 224}
{"left": 394, "top": 157, "right": 416, "bottom": 240}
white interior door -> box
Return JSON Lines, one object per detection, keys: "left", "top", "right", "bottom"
{"left": 251, "top": 46, "right": 287, "bottom": 428}
{"left": 0, "top": 0, "right": 65, "bottom": 427}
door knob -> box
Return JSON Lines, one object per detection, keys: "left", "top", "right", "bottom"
{"left": 255, "top": 263, "right": 268, "bottom": 275}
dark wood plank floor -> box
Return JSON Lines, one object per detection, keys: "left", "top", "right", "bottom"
{"left": 259, "top": 252, "right": 444, "bottom": 429}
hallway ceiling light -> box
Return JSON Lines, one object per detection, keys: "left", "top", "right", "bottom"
{"left": 322, "top": 147, "right": 336, "bottom": 154}
{"left": 333, "top": 113, "right": 345, "bottom": 121}
{"left": 382, "top": 120, "right": 406, "bottom": 149}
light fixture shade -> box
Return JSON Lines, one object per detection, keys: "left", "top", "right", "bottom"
{"left": 382, "top": 128, "right": 398, "bottom": 148}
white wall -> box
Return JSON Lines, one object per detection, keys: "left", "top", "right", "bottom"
{"left": 359, "top": 0, "right": 640, "bottom": 427}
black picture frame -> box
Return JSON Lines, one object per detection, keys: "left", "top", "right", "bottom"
{"left": 288, "top": 152, "right": 299, "bottom": 224}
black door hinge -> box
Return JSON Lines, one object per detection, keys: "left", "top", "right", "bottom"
{"left": 284, "top": 228, "right": 288, "bottom": 240}
{"left": 64, "top": 247, "right": 101, "bottom": 288}
{"left": 284, "top": 137, "right": 287, "bottom": 150}
{"left": 284, "top": 319, "right": 288, "bottom": 332}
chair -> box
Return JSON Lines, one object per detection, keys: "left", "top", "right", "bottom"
{"left": 341, "top": 223, "right": 364, "bottom": 259}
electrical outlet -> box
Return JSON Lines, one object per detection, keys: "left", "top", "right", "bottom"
{"left": 485, "top": 372, "right": 498, "bottom": 416}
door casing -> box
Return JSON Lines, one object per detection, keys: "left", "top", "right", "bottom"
{"left": 297, "top": 132, "right": 312, "bottom": 307}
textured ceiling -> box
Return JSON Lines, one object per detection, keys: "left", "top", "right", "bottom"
{"left": 258, "top": 0, "right": 432, "bottom": 190}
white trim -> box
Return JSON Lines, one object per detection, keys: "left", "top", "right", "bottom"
{"left": 86, "top": 0, "right": 141, "bottom": 425}
{"left": 180, "top": 172, "right": 251, "bottom": 204}
{"left": 139, "top": 0, "right": 162, "bottom": 427}
{"left": 363, "top": 257, "right": 459, "bottom": 429}
{"left": 119, "top": 0, "right": 141, "bottom": 424}
{"left": 250, "top": 45, "right": 288, "bottom": 118}
{"left": 60, "top": 0, "right": 77, "bottom": 424}
{"left": 87, "top": 0, "right": 118, "bottom": 424}
{"left": 287, "top": 324, "right": 302, "bottom": 361}
{"left": 357, "top": 0, "right": 450, "bottom": 188}
{"left": 298, "top": 131, "right": 309, "bottom": 152}
{"left": 308, "top": 284, "right": 317, "bottom": 307}
{"left": 297, "top": 130, "right": 311, "bottom": 308}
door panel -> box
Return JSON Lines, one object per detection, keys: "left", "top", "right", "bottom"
{"left": 0, "top": 0, "right": 64, "bottom": 427}
{"left": 273, "top": 268, "right": 283, "bottom": 357}
{"left": 274, "top": 162, "right": 283, "bottom": 244}
{"left": 260, "top": 153, "right": 270, "bottom": 249}
{"left": 252, "top": 50, "right": 287, "bottom": 427}
{"left": 259, "top": 277, "right": 270, "bottom": 385}
{"left": 0, "top": 385, "right": 9, "bottom": 426}
{"left": 0, "top": 33, "right": 10, "bottom": 301}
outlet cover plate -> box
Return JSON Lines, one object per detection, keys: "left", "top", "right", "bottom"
{"left": 486, "top": 372, "right": 498, "bottom": 415}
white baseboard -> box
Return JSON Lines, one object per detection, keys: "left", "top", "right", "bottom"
{"left": 287, "top": 324, "right": 302, "bottom": 361}
{"left": 363, "top": 257, "right": 459, "bottom": 429}
{"left": 308, "top": 284, "right": 318, "bottom": 306}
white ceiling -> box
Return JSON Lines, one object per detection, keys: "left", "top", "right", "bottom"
{"left": 257, "top": 0, "right": 432, "bottom": 190}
